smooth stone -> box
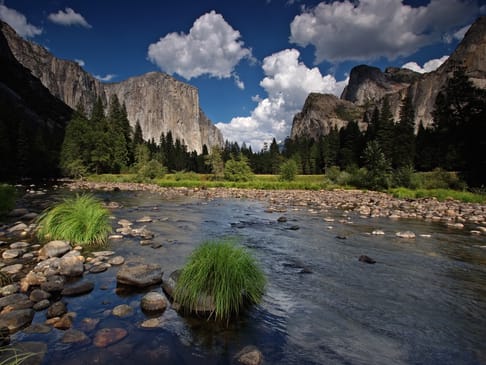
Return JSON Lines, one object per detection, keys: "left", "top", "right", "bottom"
{"left": 93, "top": 328, "right": 128, "bottom": 348}
{"left": 0, "top": 294, "right": 30, "bottom": 311}
{"left": 108, "top": 256, "right": 125, "bottom": 265}
{"left": 7, "top": 223, "right": 28, "bottom": 233}
{"left": 80, "top": 318, "right": 100, "bottom": 332}
{"left": 287, "top": 225, "right": 300, "bottom": 230}
{"left": 277, "top": 216, "right": 287, "bottom": 223}
{"left": 161, "top": 270, "right": 181, "bottom": 299}
{"left": 139, "top": 240, "right": 153, "bottom": 246}
{"left": 92, "top": 251, "right": 115, "bottom": 257}
{"left": 62, "top": 329, "right": 89, "bottom": 344}
{"left": 20, "top": 212, "right": 38, "bottom": 221}
{"left": 234, "top": 345, "right": 263, "bottom": 365}
{"left": 8, "top": 208, "right": 29, "bottom": 217}
{"left": 112, "top": 304, "right": 134, "bottom": 317}
{"left": 40, "top": 275, "right": 65, "bottom": 293}
{"left": 9, "top": 242, "right": 30, "bottom": 249}
{"left": 90, "top": 263, "right": 110, "bottom": 273}
{"left": 29, "top": 289, "right": 51, "bottom": 302}
{"left": 61, "top": 281, "right": 94, "bottom": 296}
{"left": 150, "top": 242, "right": 163, "bottom": 249}
{"left": 2, "top": 249, "right": 23, "bottom": 260}
{"left": 141, "top": 292, "right": 167, "bottom": 312}
{"left": 21, "top": 253, "right": 34, "bottom": 260}
{"left": 117, "top": 219, "right": 132, "bottom": 226}
{"left": 396, "top": 231, "right": 416, "bottom": 239}
{"left": 33, "top": 300, "right": 51, "bottom": 311}
{"left": 109, "top": 234, "right": 124, "bottom": 240}
{"left": 0, "top": 309, "right": 34, "bottom": 333}
{"left": 140, "top": 317, "right": 164, "bottom": 328}
{"left": 46, "top": 301, "right": 67, "bottom": 319}
{"left": 53, "top": 313, "right": 74, "bottom": 330}
{"left": 23, "top": 323, "right": 52, "bottom": 334}
{"left": 446, "top": 222, "right": 465, "bottom": 229}
{"left": 136, "top": 216, "right": 152, "bottom": 223}
{"left": 359, "top": 255, "right": 376, "bottom": 264}
{"left": 38, "top": 240, "right": 71, "bottom": 259}
{"left": 59, "top": 255, "right": 84, "bottom": 276}
{"left": 0, "top": 284, "right": 19, "bottom": 297}
{"left": 116, "top": 264, "right": 163, "bottom": 287}
{"left": 20, "top": 271, "right": 47, "bottom": 292}
{"left": 1, "top": 264, "right": 23, "bottom": 275}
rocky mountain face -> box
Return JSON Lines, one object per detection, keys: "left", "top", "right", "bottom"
{"left": 291, "top": 16, "right": 486, "bottom": 139}
{"left": 1, "top": 21, "right": 223, "bottom": 154}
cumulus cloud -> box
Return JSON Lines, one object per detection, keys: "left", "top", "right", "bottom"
{"left": 216, "top": 49, "right": 348, "bottom": 150}
{"left": 232, "top": 73, "right": 245, "bottom": 90}
{"left": 94, "top": 74, "right": 116, "bottom": 82}
{"left": 74, "top": 59, "right": 85, "bottom": 67}
{"left": 0, "top": 3, "right": 42, "bottom": 37}
{"left": 147, "top": 10, "right": 252, "bottom": 81}
{"left": 48, "top": 8, "right": 91, "bottom": 28}
{"left": 290, "top": 0, "right": 478, "bottom": 63}
{"left": 402, "top": 56, "right": 449, "bottom": 74}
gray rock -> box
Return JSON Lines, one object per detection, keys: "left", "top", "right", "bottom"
{"left": 141, "top": 292, "right": 167, "bottom": 312}
{"left": 8, "top": 208, "right": 29, "bottom": 217}
{"left": 38, "top": 240, "right": 71, "bottom": 259}
{"left": 140, "top": 317, "right": 164, "bottom": 328}
{"left": 112, "top": 304, "right": 134, "bottom": 317}
{"left": 23, "top": 323, "right": 52, "bottom": 334}
{"left": 0, "top": 309, "right": 34, "bottom": 333}
{"left": 62, "top": 329, "right": 89, "bottom": 344}
{"left": 29, "top": 289, "right": 51, "bottom": 302}
{"left": 0, "top": 284, "right": 19, "bottom": 297}
{"left": 46, "top": 301, "right": 67, "bottom": 319}
{"left": 89, "top": 263, "right": 110, "bottom": 273}
{"left": 234, "top": 345, "right": 263, "bottom": 365}
{"left": 396, "top": 231, "right": 416, "bottom": 239}
{"left": 92, "top": 251, "right": 115, "bottom": 257}
{"left": 40, "top": 275, "right": 65, "bottom": 293}
{"left": 61, "top": 281, "right": 94, "bottom": 296}
{"left": 162, "top": 270, "right": 181, "bottom": 299}
{"left": 9, "top": 241, "right": 30, "bottom": 249}
{"left": 1, "top": 264, "right": 23, "bottom": 275}
{"left": 59, "top": 255, "right": 84, "bottom": 276}
{"left": 116, "top": 264, "right": 163, "bottom": 287}
{"left": 108, "top": 256, "right": 125, "bottom": 265}
{"left": 136, "top": 216, "right": 152, "bottom": 223}
{"left": 0, "top": 293, "right": 31, "bottom": 311}
{"left": 2, "top": 249, "right": 24, "bottom": 260}
{"left": 20, "top": 212, "right": 38, "bottom": 221}
{"left": 33, "top": 299, "right": 51, "bottom": 311}
{"left": 7, "top": 222, "right": 28, "bottom": 233}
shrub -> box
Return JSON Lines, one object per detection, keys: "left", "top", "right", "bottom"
{"left": 279, "top": 160, "right": 298, "bottom": 181}
{"left": 36, "top": 194, "right": 111, "bottom": 246}
{"left": 392, "top": 165, "right": 421, "bottom": 189}
{"left": 0, "top": 184, "right": 16, "bottom": 217}
{"left": 174, "top": 170, "right": 200, "bottom": 181}
{"left": 362, "top": 141, "right": 392, "bottom": 191}
{"left": 174, "top": 239, "right": 266, "bottom": 321}
{"left": 137, "top": 159, "right": 167, "bottom": 181}
{"left": 224, "top": 157, "right": 254, "bottom": 182}
{"left": 422, "top": 168, "right": 467, "bottom": 190}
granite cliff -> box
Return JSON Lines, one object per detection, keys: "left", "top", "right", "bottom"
{"left": 291, "top": 16, "right": 486, "bottom": 140}
{"left": 1, "top": 21, "right": 222, "bottom": 154}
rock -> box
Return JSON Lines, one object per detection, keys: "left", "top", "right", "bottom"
{"left": 141, "top": 292, "right": 167, "bottom": 313}
{"left": 396, "top": 231, "right": 416, "bottom": 239}
{"left": 29, "top": 289, "right": 51, "bottom": 302}
{"left": 61, "top": 281, "right": 94, "bottom": 296}
{"left": 89, "top": 263, "right": 111, "bottom": 273}
{"left": 0, "top": 309, "right": 34, "bottom": 333}
{"left": 0, "top": 342, "right": 47, "bottom": 364}
{"left": 46, "top": 301, "right": 67, "bottom": 319}
{"left": 287, "top": 225, "right": 300, "bottom": 231}
{"left": 0, "top": 294, "right": 31, "bottom": 311}
{"left": 109, "top": 234, "right": 124, "bottom": 240}
{"left": 20, "top": 212, "right": 38, "bottom": 221}
{"left": 140, "top": 240, "right": 153, "bottom": 246}
{"left": 151, "top": 242, "right": 163, "bottom": 249}
{"left": 92, "top": 251, "right": 115, "bottom": 257}
{"left": 335, "top": 235, "right": 347, "bottom": 240}
{"left": 116, "top": 264, "right": 163, "bottom": 287}
{"left": 371, "top": 230, "right": 385, "bottom": 235}
{"left": 9, "top": 241, "right": 29, "bottom": 249}
{"left": 33, "top": 300, "right": 51, "bottom": 311}
{"left": 112, "top": 304, "right": 134, "bottom": 317}
{"left": 80, "top": 317, "right": 100, "bottom": 332}
{"left": 8, "top": 208, "right": 28, "bottom": 217}
{"left": 34, "top": 257, "right": 61, "bottom": 276}
{"left": 7, "top": 223, "right": 27, "bottom": 233}
{"left": 117, "top": 219, "right": 133, "bottom": 226}
{"left": 234, "top": 345, "right": 263, "bottom": 365}
{"left": 108, "top": 256, "right": 125, "bottom": 265}
{"left": 20, "top": 271, "right": 47, "bottom": 292}
{"left": 277, "top": 216, "right": 287, "bottom": 223}
{"left": 140, "top": 317, "right": 164, "bottom": 328}
{"left": 93, "top": 328, "right": 128, "bottom": 348}
{"left": 40, "top": 275, "right": 65, "bottom": 293}
{"left": 446, "top": 222, "right": 465, "bottom": 229}
{"left": 38, "top": 240, "right": 71, "bottom": 259}
{"left": 62, "top": 329, "right": 89, "bottom": 344}
{"left": 136, "top": 216, "right": 152, "bottom": 223}
{"left": 23, "top": 323, "right": 52, "bottom": 334}
{"left": 2, "top": 249, "right": 23, "bottom": 260}
{"left": 1, "top": 264, "right": 23, "bottom": 275}
{"left": 162, "top": 270, "right": 181, "bottom": 299}
{"left": 53, "top": 313, "right": 74, "bottom": 330}
{"left": 0, "top": 284, "right": 18, "bottom": 297}
{"left": 359, "top": 255, "right": 376, "bottom": 264}
{"left": 59, "top": 254, "right": 84, "bottom": 276}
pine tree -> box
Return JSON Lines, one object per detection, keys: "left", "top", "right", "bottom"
{"left": 393, "top": 95, "right": 416, "bottom": 168}
{"left": 376, "top": 97, "right": 395, "bottom": 160}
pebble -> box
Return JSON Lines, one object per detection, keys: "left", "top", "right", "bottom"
{"left": 396, "top": 231, "right": 416, "bottom": 239}
{"left": 93, "top": 328, "right": 128, "bottom": 348}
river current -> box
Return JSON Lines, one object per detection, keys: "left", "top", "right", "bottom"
{"left": 13, "top": 190, "right": 486, "bottom": 364}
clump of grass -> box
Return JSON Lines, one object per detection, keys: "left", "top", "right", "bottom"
{"left": 0, "top": 347, "right": 36, "bottom": 365}
{"left": 174, "top": 239, "right": 266, "bottom": 321}
{"left": 36, "top": 194, "right": 111, "bottom": 246}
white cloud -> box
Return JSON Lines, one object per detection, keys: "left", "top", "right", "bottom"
{"left": 216, "top": 49, "right": 348, "bottom": 151}
{"left": 232, "top": 73, "right": 245, "bottom": 90}
{"left": 147, "top": 10, "right": 252, "bottom": 81}
{"left": 48, "top": 8, "right": 91, "bottom": 28}
{"left": 402, "top": 55, "right": 449, "bottom": 73}
{"left": 290, "top": 0, "right": 478, "bottom": 63}
{"left": 74, "top": 59, "right": 85, "bottom": 67}
{"left": 94, "top": 74, "right": 116, "bottom": 82}
{"left": 0, "top": 3, "right": 42, "bottom": 37}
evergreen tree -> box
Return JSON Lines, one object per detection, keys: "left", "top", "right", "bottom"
{"left": 393, "top": 95, "right": 416, "bottom": 168}
{"left": 132, "top": 120, "right": 144, "bottom": 154}
{"left": 376, "top": 97, "right": 395, "bottom": 160}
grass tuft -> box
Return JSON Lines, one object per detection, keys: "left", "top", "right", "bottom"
{"left": 36, "top": 194, "right": 111, "bottom": 246}
{"left": 174, "top": 239, "right": 266, "bottom": 322}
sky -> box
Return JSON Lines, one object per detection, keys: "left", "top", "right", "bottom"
{"left": 1, "top": 0, "right": 485, "bottom": 151}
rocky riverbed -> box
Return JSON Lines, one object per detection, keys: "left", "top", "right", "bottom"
{"left": 0, "top": 181, "right": 485, "bottom": 364}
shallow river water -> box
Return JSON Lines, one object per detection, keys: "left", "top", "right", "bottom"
{"left": 14, "top": 190, "right": 486, "bottom": 364}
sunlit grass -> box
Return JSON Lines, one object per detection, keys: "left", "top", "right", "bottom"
{"left": 388, "top": 187, "right": 486, "bottom": 203}
{"left": 174, "top": 239, "right": 266, "bottom": 322}
{"left": 36, "top": 194, "right": 111, "bottom": 246}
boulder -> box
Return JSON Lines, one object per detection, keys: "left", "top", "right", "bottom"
{"left": 61, "top": 281, "right": 94, "bottom": 296}
{"left": 0, "top": 294, "right": 31, "bottom": 311}
{"left": 40, "top": 275, "right": 65, "bottom": 293}
{"left": 141, "top": 292, "right": 167, "bottom": 312}
{"left": 162, "top": 270, "right": 181, "bottom": 299}
{"left": 0, "top": 264, "right": 23, "bottom": 275}
{"left": 46, "top": 301, "right": 67, "bottom": 319}
{"left": 29, "top": 289, "right": 51, "bottom": 302}
{"left": 116, "top": 264, "right": 163, "bottom": 287}
{"left": 38, "top": 240, "right": 71, "bottom": 259}
{"left": 0, "top": 309, "right": 34, "bottom": 333}
{"left": 59, "top": 255, "right": 84, "bottom": 276}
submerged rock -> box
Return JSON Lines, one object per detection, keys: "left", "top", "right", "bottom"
{"left": 0, "top": 309, "right": 34, "bottom": 333}
{"left": 359, "top": 255, "right": 376, "bottom": 264}
{"left": 141, "top": 292, "right": 167, "bottom": 313}
{"left": 61, "top": 281, "right": 94, "bottom": 296}
{"left": 116, "top": 264, "right": 163, "bottom": 287}
{"left": 234, "top": 345, "right": 263, "bottom": 365}
{"left": 93, "top": 328, "right": 128, "bottom": 348}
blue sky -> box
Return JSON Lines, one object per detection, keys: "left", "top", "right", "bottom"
{"left": 1, "top": 0, "right": 484, "bottom": 150}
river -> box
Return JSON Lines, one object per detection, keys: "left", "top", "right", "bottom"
{"left": 13, "top": 189, "right": 486, "bottom": 364}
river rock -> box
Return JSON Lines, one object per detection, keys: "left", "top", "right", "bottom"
{"left": 9, "top": 241, "right": 30, "bottom": 249}
{"left": 141, "top": 292, "right": 167, "bottom": 312}
{"left": 7, "top": 223, "right": 28, "bottom": 233}
{"left": 8, "top": 208, "right": 29, "bottom": 217}
{"left": 53, "top": 313, "right": 74, "bottom": 330}
{"left": 2, "top": 249, "right": 23, "bottom": 260}
{"left": 136, "top": 216, "right": 152, "bottom": 223}
{"left": 161, "top": 270, "right": 181, "bottom": 299}
{"left": 140, "top": 317, "right": 164, "bottom": 328}
{"left": 108, "top": 256, "right": 125, "bottom": 265}
{"left": 371, "top": 230, "right": 385, "bottom": 235}
{"left": 59, "top": 255, "right": 84, "bottom": 276}
{"left": 38, "top": 240, "right": 71, "bottom": 259}
{"left": 0, "top": 284, "right": 19, "bottom": 297}
{"left": 23, "top": 323, "right": 52, "bottom": 334}
{"left": 20, "top": 271, "right": 47, "bottom": 292}
{"left": 396, "top": 231, "right": 416, "bottom": 239}
{"left": 33, "top": 300, "right": 51, "bottom": 311}
{"left": 234, "top": 345, "right": 263, "bottom": 365}
{"left": 1, "top": 264, "right": 23, "bottom": 275}
{"left": 80, "top": 317, "right": 100, "bottom": 332}
{"left": 90, "top": 263, "right": 111, "bottom": 273}
{"left": 92, "top": 251, "right": 115, "bottom": 257}
{"left": 61, "top": 281, "right": 94, "bottom": 296}
{"left": 109, "top": 234, "right": 124, "bottom": 240}
{"left": 29, "top": 289, "right": 51, "bottom": 302}
{"left": 0, "top": 309, "right": 34, "bottom": 333}
{"left": 112, "top": 304, "right": 134, "bottom": 317}
{"left": 93, "top": 328, "right": 128, "bottom": 348}
{"left": 62, "top": 329, "right": 89, "bottom": 344}
{"left": 359, "top": 255, "right": 376, "bottom": 264}
{"left": 40, "top": 275, "right": 65, "bottom": 293}
{"left": 46, "top": 301, "right": 67, "bottom": 319}
{"left": 0, "top": 294, "right": 31, "bottom": 311}
{"left": 116, "top": 264, "right": 163, "bottom": 287}
{"left": 118, "top": 219, "right": 133, "bottom": 226}
{"left": 277, "top": 216, "right": 287, "bottom": 223}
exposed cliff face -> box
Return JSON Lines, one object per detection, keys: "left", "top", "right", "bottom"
{"left": 1, "top": 21, "right": 222, "bottom": 154}
{"left": 290, "top": 93, "right": 365, "bottom": 140}
{"left": 294, "top": 16, "right": 486, "bottom": 138}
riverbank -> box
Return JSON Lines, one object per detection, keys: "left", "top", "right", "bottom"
{"left": 67, "top": 181, "right": 486, "bottom": 230}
